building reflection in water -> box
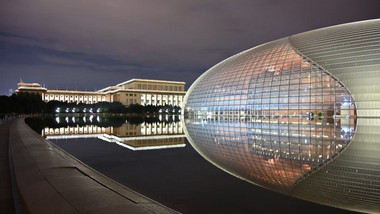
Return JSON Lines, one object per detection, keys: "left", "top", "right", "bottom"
{"left": 43, "top": 115, "right": 185, "bottom": 151}
{"left": 183, "top": 115, "right": 380, "bottom": 213}
{"left": 184, "top": 115, "right": 356, "bottom": 193}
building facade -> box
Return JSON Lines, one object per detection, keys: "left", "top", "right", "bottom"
{"left": 16, "top": 79, "right": 186, "bottom": 107}
{"left": 183, "top": 19, "right": 380, "bottom": 213}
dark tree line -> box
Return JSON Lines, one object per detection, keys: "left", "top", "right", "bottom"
{"left": 0, "top": 93, "right": 45, "bottom": 113}
{"left": 46, "top": 101, "right": 126, "bottom": 113}
{"left": 46, "top": 101, "right": 181, "bottom": 114}
{"left": 0, "top": 93, "right": 181, "bottom": 114}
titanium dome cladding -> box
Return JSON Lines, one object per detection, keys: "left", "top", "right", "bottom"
{"left": 183, "top": 19, "right": 380, "bottom": 213}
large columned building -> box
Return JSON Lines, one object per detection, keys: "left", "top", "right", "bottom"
{"left": 16, "top": 79, "right": 186, "bottom": 107}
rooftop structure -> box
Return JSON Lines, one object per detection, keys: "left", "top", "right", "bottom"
{"left": 17, "top": 82, "right": 47, "bottom": 92}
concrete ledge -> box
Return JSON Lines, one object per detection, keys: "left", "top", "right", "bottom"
{"left": 9, "top": 118, "right": 178, "bottom": 214}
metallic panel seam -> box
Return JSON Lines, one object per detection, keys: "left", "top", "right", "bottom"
{"left": 287, "top": 36, "right": 358, "bottom": 192}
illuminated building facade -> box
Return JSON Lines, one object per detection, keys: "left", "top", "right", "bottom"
{"left": 183, "top": 19, "right": 380, "bottom": 213}
{"left": 16, "top": 79, "right": 186, "bottom": 107}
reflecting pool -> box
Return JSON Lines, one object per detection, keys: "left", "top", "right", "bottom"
{"left": 26, "top": 116, "right": 354, "bottom": 213}
{"left": 42, "top": 115, "right": 185, "bottom": 151}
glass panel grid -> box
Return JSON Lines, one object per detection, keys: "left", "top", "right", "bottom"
{"left": 184, "top": 38, "right": 356, "bottom": 191}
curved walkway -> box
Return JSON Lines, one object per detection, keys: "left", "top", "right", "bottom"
{"left": 2, "top": 118, "right": 178, "bottom": 214}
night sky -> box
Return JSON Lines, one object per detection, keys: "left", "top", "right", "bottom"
{"left": 1, "top": 0, "right": 380, "bottom": 95}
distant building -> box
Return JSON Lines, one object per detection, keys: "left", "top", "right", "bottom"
{"left": 16, "top": 79, "right": 186, "bottom": 107}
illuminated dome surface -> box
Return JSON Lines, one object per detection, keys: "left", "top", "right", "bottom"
{"left": 184, "top": 19, "right": 380, "bottom": 213}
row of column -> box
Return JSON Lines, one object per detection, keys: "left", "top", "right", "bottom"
{"left": 43, "top": 125, "right": 108, "bottom": 136}
{"left": 140, "top": 122, "right": 183, "bottom": 135}
{"left": 140, "top": 94, "right": 183, "bottom": 106}
{"left": 43, "top": 93, "right": 106, "bottom": 104}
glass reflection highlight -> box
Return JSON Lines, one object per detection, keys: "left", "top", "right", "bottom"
{"left": 184, "top": 115, "right": 355, "bottom": 193}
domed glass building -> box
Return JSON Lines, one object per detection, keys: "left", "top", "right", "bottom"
{"left": 183, "top": 19, "right": 380, "bottom": 213}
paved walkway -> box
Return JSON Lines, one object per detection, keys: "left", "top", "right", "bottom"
{"left": 3, "top": 118, "right": 178, "bottom": 214}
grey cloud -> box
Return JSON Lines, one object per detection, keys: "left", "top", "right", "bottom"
{"left": 1, "top": 0, "right": 380, "bottom": 94}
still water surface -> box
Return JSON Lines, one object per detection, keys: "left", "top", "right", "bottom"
{"left": 27, "top": 116, "right": 353, "bottom": 213}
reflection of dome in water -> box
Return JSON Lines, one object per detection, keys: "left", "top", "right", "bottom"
{"left": 183, "top": 19, "right": 380, "bottom": 213}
